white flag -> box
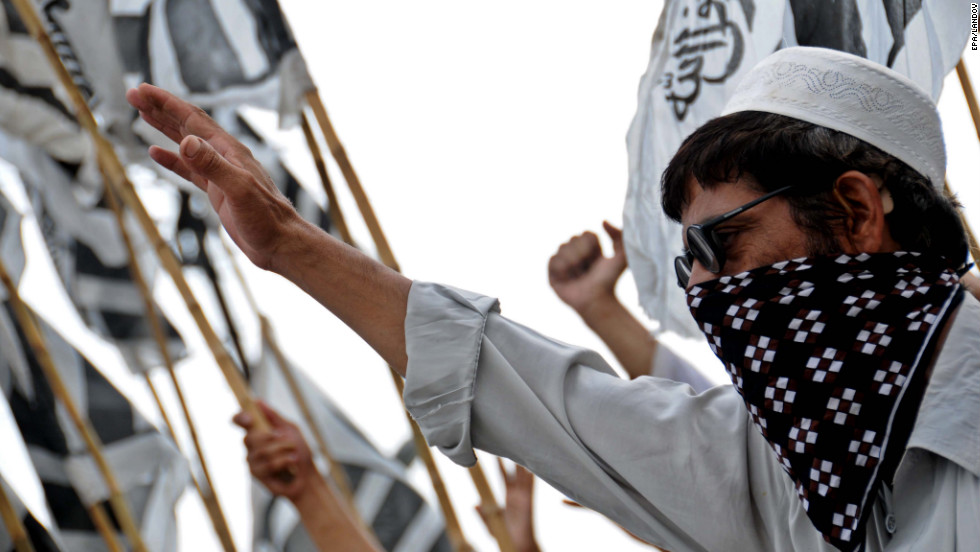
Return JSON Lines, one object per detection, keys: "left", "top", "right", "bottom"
{"left": 623, "top": 0, "right": 969, "bottom": 338}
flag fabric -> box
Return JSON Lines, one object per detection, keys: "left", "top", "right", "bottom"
{"left": 0, "top": 0, "right": 89, "bottom": 165}
{"left": 251, "top": 347, "right": 452, "bottom": 552}
{"left": 35, "top": 0, "right": 142, "bottom": 156}
{"left": 622, "top": 0, "right": 970, "bottom": 338}
{"left": 0, "top": 137, "right": 186, "bottom": 373}
{"left": 0, "top": 474, "right": 64, "bottom": 552}
{"left": 112, "top": 0, "right": 315, "bottom": 125}
{"left": 0, "top": 300, "right": 189, "bottom": 552}
{"left": 0, "top": 183, "right": 23, "bottom": 286}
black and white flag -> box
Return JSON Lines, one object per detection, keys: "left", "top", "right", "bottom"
{"left": 0, "top": 0, "right": 89, "bottom": 165}
{"left": 252, "top": 347, "right": 452, "bottom": 552}
{"left": 0, "top": 474, "right": 64, "bottom": 552}
{"left": 112, "top": 0, "right": 314, "bottom": 126}
{"left": 0, "top": 136, "right": 186, "bottom": 373}
{"left": 0, "top": 301, "right": 189, "bottom": 552}
{"left": 623, "top": 0, "right": 970, "bottom": 338}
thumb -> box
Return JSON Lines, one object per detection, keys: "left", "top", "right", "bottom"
{"left": 180, "top": 136, "right": 243, "bottom": 189}
{"left": 602, "top": 221, "right": 624, "bottom": 253}
{"left": 603, "top": 221, "right": 628, "bottom": 272}
{"left": 256, "top": 400, "right": 287, "bottom": 428}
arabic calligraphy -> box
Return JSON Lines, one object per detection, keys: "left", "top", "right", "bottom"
{"left": 661, "top": 0, "right": 745, "bottom": 121}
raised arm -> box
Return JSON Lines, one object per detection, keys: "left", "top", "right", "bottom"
{"left": 548, "top": 222, "right": 656, "bottom": 379}
{"left": 126, "top": 84, "right": 411, "bottom": 374}
{"left": 234, "top": 402, "right": 380, "bottom": 552}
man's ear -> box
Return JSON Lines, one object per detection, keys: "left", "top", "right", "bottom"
{"left": 833, "top": 171, "right": 896, "bottom": 253}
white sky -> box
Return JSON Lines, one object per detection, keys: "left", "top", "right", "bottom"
{"left": 4, "top": 2, "right": 980, "bottom": 551}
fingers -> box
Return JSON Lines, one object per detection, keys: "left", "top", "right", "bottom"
{"left": 232, "top": 410, "right": 253, "bottom": 430}
{"left": 549, "top": 231, "right": 602, "bottom": 282}
{"left": 256, "top": 400, "right": 288, "bottom": 429}
{"left": 127, "top": 84, "right": 218, "bottom": 144}
{"left": 148, "top": 146, "right": 207, "bottom": 191}
{"left": 179, "top": 135, "right": 248, "bottom": 192}
{"left": 251, "top": 452, "right": 298, "bottom": 480}
{"left": 602, "top": 221, "right": 624, "bottom": 250}
{"left": 128, "top": 84, "right": 255, "bottom": 164}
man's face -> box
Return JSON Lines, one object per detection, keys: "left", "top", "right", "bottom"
{"left": 680, "top": 176, "right": 813, "bottom": 289}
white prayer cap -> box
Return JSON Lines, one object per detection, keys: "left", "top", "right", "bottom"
{"left": 721, "top": 46, "right": 945, "bottom": 189}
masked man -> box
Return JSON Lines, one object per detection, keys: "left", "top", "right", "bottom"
{"left": 127, "top": 47, "right": 979, "bottom": 551}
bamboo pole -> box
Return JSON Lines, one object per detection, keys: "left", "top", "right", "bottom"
{"left": 953, "top": 61, "right": 980, "bottom": 263}
{"left": 214, "top": 237, "right": 358, "bottom": 504}
{"left": 204, "top": 260, "right": 252, "bottom": 381}
{"left": 303, "top": 89, "right": 514, "bottom": 552}
{"left": 259, "top": 316, "right": 356, "bottom": 505}
{"left": 86, "top": 504, "right": 125, "bottom": 552}
{"left": 389, "top": 375, "right": 474, "bottom": 552}
{"left": 0, "top": 481, "right": 35, "bottom": 552}
{"left": 956, "top": 61, "right": 980, "bottom": 142}
{"left": 213, "top": 237, "right": 378, "bottom": 540}
{"left": 0, "top": 258, "right": 149, "bottom": 552}
{"left": 300, "top": 112, "right": 355, "bottom": 246}
{"left": 304, "top": 90, "right": 399, "bottom": 272}
{"left": 6, "top": 0, "right": 270, "bottom": 433}
{"left": 100, "top": 184, "right": 238, "bottom": 552}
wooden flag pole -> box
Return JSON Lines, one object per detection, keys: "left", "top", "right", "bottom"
{"left": 303, "top": 89, "right": 514, "bottom": 552}
{"left": 953, "top": 61, "right": 980, "bottom": 263}
{"left": 388, "top": 375, "right": 474, "bottom": 552}
{"left": 0, "top": 259, "right": 149, "bottom": 552}
{"left": 213, "top": 236, "right": 363, "bottom": 513}
{"left": 100, "top": 183, "right": 239, "bottom": 552}
{"left": 6, "top": 0, "right": 270, "bottom": 433}
{"left": 86, "top": 504, "right": 125, "bottom": 552}
{"left": 0, "top": 481, "right": 35, "bottom": 552}
{"left": 300, "top": 113, "right": 355, "bottom": 246}
{"left": 304, "top": 91, "right": 400, "bottom": 272}
{"left": 259, "top": 317, "right": 359, "bottom": 506}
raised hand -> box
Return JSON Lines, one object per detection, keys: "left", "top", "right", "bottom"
{"left": 477, "top": 459, "right": 541, "bottom": 552}
{"left": 233, "top": 401, "right": 316, "bottom": 501}
{"left": 126, "top": 84, "right": 302, "bottom": 271}
{"left": 548, "top": 221, "right": 627, "bottom": 317}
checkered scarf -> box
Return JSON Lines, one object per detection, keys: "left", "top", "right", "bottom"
{"left": 686, "top": 252, "right": 963, "bottom": 551}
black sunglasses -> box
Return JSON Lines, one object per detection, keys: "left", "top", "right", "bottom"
{"left": 675, "top": 185, "right": 795, "bottom": 288}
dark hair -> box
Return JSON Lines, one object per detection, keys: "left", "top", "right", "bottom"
{"left": 661, "top": 111, "right": 968, "bottom": 267}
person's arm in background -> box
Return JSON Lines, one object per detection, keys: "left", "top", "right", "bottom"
{"left": 233, "top": 402, "right": 381, "bottom": 552}
{"left": 477, "top": 460, "right": 541, "bottom": 552}
{"left": 548, "top": 222, "right": 656, "bottom": 380}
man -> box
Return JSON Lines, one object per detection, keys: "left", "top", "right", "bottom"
{"left": 127, "top": 46, "right": 979, "bottom": 551}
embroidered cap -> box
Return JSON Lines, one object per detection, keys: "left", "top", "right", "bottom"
{"left": 721, "top": 47, "right": 945, "bottom": 189}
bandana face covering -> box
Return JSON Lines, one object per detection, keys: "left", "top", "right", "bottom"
{"left": 686, "top": 252, "right": 963, "bottom": 551}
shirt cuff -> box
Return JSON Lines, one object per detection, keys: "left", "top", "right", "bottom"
{"left": 403, "top": 281, "right": 500, "bottom": 466}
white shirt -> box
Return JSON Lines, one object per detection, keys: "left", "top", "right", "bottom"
{"left": 403, "top": 282, "right": 980, "bottom": 551}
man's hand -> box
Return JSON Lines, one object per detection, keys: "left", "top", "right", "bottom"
{"left": 233, "top": 401, "right": 316, "bottom": 502}
{"left": 548, "top": 222, "right": 627, "bottom": 318}
{"left": 126, "top": 84, "right": 303, "bottom": 271}
{"left": 127, "top": 83, "right": 411, "bottom": 373}
{"left": 477, "top": 459, "right": 541, "bottom": 552}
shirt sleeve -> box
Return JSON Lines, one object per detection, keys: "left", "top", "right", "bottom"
{"left": 403, "top": 282, "right": 815, "bottom": 551}
{"left": 651, "top": 341, "right": 716, "bottom": 393}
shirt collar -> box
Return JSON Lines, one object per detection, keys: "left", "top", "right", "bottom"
{"left": 903, "top": 291, "right": 980, "bottom": 477}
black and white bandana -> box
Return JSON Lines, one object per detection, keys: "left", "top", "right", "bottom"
{"left": 686, "top": 252, "right": 963, "bottom": 551}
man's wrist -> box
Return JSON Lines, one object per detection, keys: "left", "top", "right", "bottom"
{"left": 576, "top": 292, "right": 626, "bottom": 328}
{"left": 268, "top": 216, "right": 326, "bottom": 278}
